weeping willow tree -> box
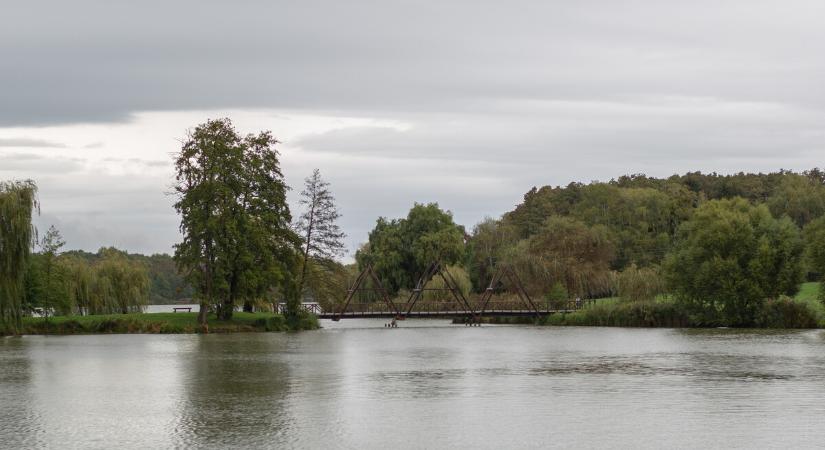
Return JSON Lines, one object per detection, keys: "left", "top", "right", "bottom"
{"left": 422, "top": 265, "right": 472, "bottom": 302}
{"left": 0, "top": 180, "right": 38, "bottom": 333}
{"left": 92, "top": 249, "right": 150, "bottom": 314}
{"left": 503, "top": 216, "right": 615, "bottom": 298}
{"left": 301, "top": 259, "right": 349, "bottom": 312}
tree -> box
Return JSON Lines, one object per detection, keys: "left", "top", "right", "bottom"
{"left": 466, "top": 217, "right": 518, "bottom": 293}
{"left": 767, "top": 174, "right": 825, "bottom": 227}
{"left": 356, "top": 203, "right": 465, "bottom": 294}
{"left": 295, "top": 169, "right": 346, "bottom": 298}
{"left": 172, "top": 118, "right": 299, "bottom": 324}
{"left": 515, "top": 216, "right": 615, "bottom": 298}
{"left": 95, "top": 248, "right": 150, "bottom": 314}
{"left": 803, "top": 215, "right": 825, "bottom": 302}
{"left": 615, "top": 264, "right": 665, "bottom": 303}
{"left": 664, "top": 198, "right": 803, "bottom": 326}
{"left": 0, "top": 180, "right": 38, "bottom": 334}
{"left": 38, "top": 225, "right": 66, "bottom": 317}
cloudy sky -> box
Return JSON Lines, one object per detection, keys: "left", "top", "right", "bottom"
{"left": 2, "top": 0, "right": 824, "bottom": 257}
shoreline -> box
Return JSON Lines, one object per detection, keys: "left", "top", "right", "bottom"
{"left": 1, "top": 311, "right": 319, "bottom": 336}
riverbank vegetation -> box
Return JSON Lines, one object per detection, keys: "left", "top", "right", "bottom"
{"left": 353, "top": 169, "right": 825, "bottom": 328}
{"left": 1, "top": 119, "right": 342, "bottom": 335}
{"left": 0, "top": 311, "right": 318, "bottom": 336}
{"left": 6, "top": 117, "right": 825, "bottom": 332}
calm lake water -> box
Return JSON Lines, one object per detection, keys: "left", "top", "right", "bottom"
{"left": 2, "top": 321, "right": 825, "bottom": 449}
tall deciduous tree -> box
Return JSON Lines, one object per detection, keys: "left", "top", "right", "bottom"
{"left": 0, "top": 180, "right": 38, "bottom": 334}
{"left": 173, "top": 118, "right": 299, "bottom": 324}
{"left": 296, "top": 169, "right": 345, "bottom": 296}
{"left": 356, "top": 203, "right": 465, "bottom": 294}
{"left": 664, "top": 198, "right": 803, "bottom": 326}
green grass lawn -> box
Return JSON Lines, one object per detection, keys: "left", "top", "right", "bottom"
{"left": 3, "top": 311, "right": 319, "bottom": 335}
{"left": 795, "top": 282, "right": 821, "bottom": 302}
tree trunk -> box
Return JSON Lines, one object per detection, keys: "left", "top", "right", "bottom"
{"left": 197, "top": 301, "right": 208, "bottom": 325}
{"left": 219, "top": 297, "right": 234, "bottom": 320}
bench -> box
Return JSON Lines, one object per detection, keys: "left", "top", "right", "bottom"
{"left": 173, "top": 307, "right": 192, "bottom": 313}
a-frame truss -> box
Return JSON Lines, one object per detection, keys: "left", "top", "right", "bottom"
{"left": 402, "top": 261, "right": 477, "bottom": 321}
{"left": 478, "top": 265, "right": 540, "bottom": 318}
{"left": 335, "top": 265, "right": 400, "bottom": 321}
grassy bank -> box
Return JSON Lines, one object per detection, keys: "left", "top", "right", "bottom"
{"left": 540, "top": 283, "right": 825, "bottom": 328}
{"left": 1, "top": 311, "right": 319, "bottom": 336}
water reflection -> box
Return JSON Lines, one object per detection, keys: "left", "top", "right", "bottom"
{"left": 175, "top": 335, "right": 293, "bottom": 448}
{"left": 0, "top": 338, "right": 42, "bottom": 449}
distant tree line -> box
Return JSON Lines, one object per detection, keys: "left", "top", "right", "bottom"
{"left": 6, "top": 118, "right": 825, "bottom": 330}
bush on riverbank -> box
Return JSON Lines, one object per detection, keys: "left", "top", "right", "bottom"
{"left": 0, "top": 311, "right": 319, "bottom": 336}
{"left": 540, "top": 284, "right": 825, "bottom": 328}
{"left": 544, "top": 298, "right": 689, "bottom": 327}
{"left": 756, "top": 296, "right": 820, "bottom": 328}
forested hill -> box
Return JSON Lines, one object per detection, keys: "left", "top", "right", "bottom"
{"left": 60, "top": 250, "right": 192, "bottom": 304}
{"left": 503, "top": 169, "right": 825, "bottom": 268}
{"left": 425, "top": 168, "right": 825, "bottom": 305}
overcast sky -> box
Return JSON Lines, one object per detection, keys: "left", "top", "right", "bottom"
{"left": 2, "top": 0, "right": 825, "bottom": 257}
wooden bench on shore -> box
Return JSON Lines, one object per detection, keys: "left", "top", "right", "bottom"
{"left": 173, "top": 307, "right": 192, "bottom": 313}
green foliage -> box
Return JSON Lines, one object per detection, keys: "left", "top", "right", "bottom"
{"left": 757, "top": 296, "right": 819, "bottom": 328}
{"left": 767, "top": 173, "right": 825, "bottom": 227}
{"left": 0, "top": 311, "right": 318, "bottom": 336}
{"left": 504, "top": 216, "right": 614, "bottom": 298}
{"left": 423, "top": 265, "right": 472, "bottom": 301}
{"left": 296, "top": 168, "right": 346, "bottom": 302}
{"left": 664, "top": 198, "right": 804, "bottom": 326}
{"left": 23, "top": 247, "right": 150, "bottom": 316}
{"left": 302, "top": 259, "right": 349, "bottom": 312}
{"left": 616, "top": 264, "right": 665, "bottom": 303}
{"left": 172, "top": 118, "right": 300, "bottom": 322}
{"left": 545, "top": 281, "right": 568, "bottom": 309}
{"left": 544, "top": 298, "right": 689, "bottom": 327}
{"left": 356, "top": 203, "right": 465, "bottom": 294}
{"left": 60, "top": 250, "right": 193, "bottom": 304}
{"left": 803, "top": 216, "right": 825, "bottom": 300}
{"left": 0, "top": 180, "right": 38, "bottom": 334}
{"left": 94, "top": 248, "right": 150, "bottom": 314}
{"left": 465, "top": 217, "right": 519, "bottom": 293}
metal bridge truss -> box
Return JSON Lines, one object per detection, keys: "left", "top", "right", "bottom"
{"left": 333, "top": 262, "right": 540, "bottom": 323}
{"left": 402, "top": 261, "right": 477, "bottom": 322}
{"left": 333, "top": 264, "right": 400, "bottom": 321}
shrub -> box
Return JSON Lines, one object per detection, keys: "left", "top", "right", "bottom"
{"left": 758, "top": 296, "right": 819, "bottom": 328}
{"left": 545, "top": 299, "right": 689, "bottom": 327}
{"left": 545, "top": 281, "right": 568, "bottom": 309}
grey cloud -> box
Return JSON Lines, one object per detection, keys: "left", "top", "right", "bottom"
{"left": 2, "top": 0, "right": 825, "bottom": 125}
{"left": 0, "top": 152, "right": 84, "bottom": 174}
{"left": 0, "top": 138, "right": 66, "bottom": 148}
{"left": 5, "top": 0, "right": 825, "bottom": 256}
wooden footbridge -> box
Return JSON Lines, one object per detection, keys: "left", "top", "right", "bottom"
{"left": 303, "top": 262, "right": 588, "bottom": 323}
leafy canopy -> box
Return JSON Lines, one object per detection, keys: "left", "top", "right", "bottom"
{"left": 356, "top": 203, "right": 465, "bottom": 294}
{"left": 664, "top": 198, "right": 803, "bottom": 326}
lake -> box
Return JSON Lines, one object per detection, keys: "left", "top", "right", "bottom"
{"left": 2, "top": 320, "right": 825, "bottom": 449}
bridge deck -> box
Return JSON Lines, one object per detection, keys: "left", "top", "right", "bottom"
{"left": 317, "top": 309, "right": 575, "bottom": 319}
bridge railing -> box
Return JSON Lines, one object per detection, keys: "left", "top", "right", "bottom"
{"left": 274, "top": 303, "right": 324, "bottom": 314}
{"left": 275, "top": 298, "right": 601, "bottom": 316}
{"left": 323, "top": 299, "right": 597, "bottom": 315}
